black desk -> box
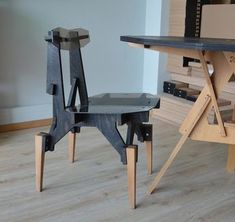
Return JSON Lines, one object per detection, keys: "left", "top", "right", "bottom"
{"left": 121, "top": 36, "right": 235, "bottom": 194}
{"left": 121, "top": 36, "right": 235, "bottom": 52}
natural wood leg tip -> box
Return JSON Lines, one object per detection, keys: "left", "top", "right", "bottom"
{"left": 69, "top": 158, "right": 75, "bottom": 164}
{"left": 128, "top": 198, "right": 136, "bottom": 209}
{"left": 227, "top": 145, "right": 235, "bottom": 173}
{"left": 148, "top": 187, "right": 155, "bottom": 195}
{"left": 36, "top": 187, "right": 43, "bottom": 192}
{"left": 129, "top": 204, "right": 136, "bottom": 209}
{"left": 221, "top": 132, "right": 227, "bottom": 137}
{"left": 68, "top": 155, "right": 76, "bottom": 164}
{"left": 226, "top": 167, "right": 235, "bottom": 173}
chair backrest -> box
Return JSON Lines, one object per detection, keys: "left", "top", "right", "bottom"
{"left": 45, "top": 27, "right": 90, "bottom": 112}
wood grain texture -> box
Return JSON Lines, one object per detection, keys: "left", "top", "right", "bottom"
{"left": 68, "top": 132, "right": 76, "bottom": 163}
{"left": 180, "top": 52, "right": 234, "bottom": 136}
{"left": 153, "top": 0, "right": 235, "bottom": 128}
{"left": 198, "top": 51, "right": 226, "bottom": 136}
{"left": 128, "top": 43, "right": 201, "bottom": 60}
{"left": 126, "top": 146, "right": 137, "bottom": 209}
{"left": 227, "top": 105, "right": 235, "bottom": 172}
{"left": 0, "top": 118, "right": 52, "bottom": 133}
{"left": 187, "top": 52, "right": 235, "bottom": 145}
{"left": 145, "top": 141, "right": 153, "bottom": 175}
{"left": 35, "top": 134, "right": 45, "bottom": 192}
{"left": 227, "top": 145, "right": 235, "bottom": 172}
{"left": 0, "top": 121, "right": 235, "bottom": 221}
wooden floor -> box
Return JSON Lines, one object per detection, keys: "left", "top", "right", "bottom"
{"left": 0, "top": 120, "right": 235, "bottom": 222}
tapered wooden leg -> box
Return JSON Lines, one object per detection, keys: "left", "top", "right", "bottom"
{"left": 68, "top": 132, "right": 76, "bottom": 163}
{"left": 149, "top": 95, "right": 211, "bottom": 194}
{"left": 227, "top": 145, "right": 235, "bottom": 172}
{"left": 127, "top": 146, "right": 137, "bottom": 209}
{"left": 148, "top": 134, "right": 188, "bottom": 194}
{"left": 227, "top": 106, "right": 235, "bottom": 173}
{"left": 226, "top": 105, "right": 235, "bottom": 172}
{"left": 145, "top": 141, "right": 153, "bottom": 175}
{"left": 35, "top": 134, "right": 45, "bottom": 192}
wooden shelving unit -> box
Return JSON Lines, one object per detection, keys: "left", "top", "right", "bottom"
{"left": 153, "top": 0, "right": 235, "bottom": 126}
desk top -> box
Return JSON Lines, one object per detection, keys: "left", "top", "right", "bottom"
{"left": 120, "top": 36, "right": 235, "bottom": 52}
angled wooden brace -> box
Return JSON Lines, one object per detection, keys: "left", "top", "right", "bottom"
{"left": 198, "top": 51, "right": 226, "bottom": 137}
{"left": 148, "top": 95, "right": 211, "bottom": 194}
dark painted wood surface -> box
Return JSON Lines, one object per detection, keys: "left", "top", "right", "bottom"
{"left": 120, "top": 36, "right": 235, "bottom": 52}
{"left": 40, "top": 28, "right": 160, "bottom": 164}
{"left": 67, "top": 93, "right": 159, "bottom": 114}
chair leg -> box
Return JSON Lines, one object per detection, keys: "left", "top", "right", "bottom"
{"left": 68, "top": 132, "right": 76, "bottom": 163}
{"left": 227, "top": 145, "right": 235, "bottom": 172}
{"left": 145, "top": 141, "right": 153, "bottom": 175}
{"left": 126, "top": 146, "right": 137, "bottom": 209}
{"left": 35, "top": 134, "right": 45, "bottom": 192}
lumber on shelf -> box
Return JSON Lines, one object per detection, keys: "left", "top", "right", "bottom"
{"left": 153, "top": 93, "right": 233, "bottom": 126}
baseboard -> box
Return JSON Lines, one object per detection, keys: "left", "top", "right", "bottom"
{"left": 0, "top": 118, "right": 52, "bottom": 133}
{"left": 0, "top": 104, "right": 52, "bottom": 125}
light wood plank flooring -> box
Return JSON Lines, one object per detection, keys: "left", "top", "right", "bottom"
{"left": 0, "top": 120, "right": 235, "bottom": 222}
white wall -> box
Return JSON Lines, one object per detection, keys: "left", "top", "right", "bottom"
{"left": 0, "top": 0, "right": 170, "bottom": 125}
{"left": 143, "top": 0, "right": 170, "bottom": 94}
{"left": 0, "top": 0, "right": 146, "bottom": 124}
{"left": 158, "top": 0, "right": 170, "bottom": 92}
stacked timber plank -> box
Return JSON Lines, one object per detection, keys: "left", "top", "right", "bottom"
{"left": 190, "top": 3, "right": 235, "bottom": 104}
{"left": 167, "top": 0, "right": 190, "bottom": 76}
{"left": 168, "top": 0, "right": 186, "bottom": 37}
{"left": 152, "top": 94, "right": 193, "bottom": 126}
{"left": 153, "top": 1, "right": 235, "bottom": 126}
{"left": 153, "top": 93, "right": 233, "bottom": 126}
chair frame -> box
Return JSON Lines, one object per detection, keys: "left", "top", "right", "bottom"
{"left": 35, "top": 28, "right": 159, "bottom": 209}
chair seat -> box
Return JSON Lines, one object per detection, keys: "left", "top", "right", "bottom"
{"left": 66, "top": 93, "right": 160, "bottom": 115}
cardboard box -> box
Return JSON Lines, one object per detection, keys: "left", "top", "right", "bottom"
{"left": 201, "top": 4, "right": 235, "bottom": 39}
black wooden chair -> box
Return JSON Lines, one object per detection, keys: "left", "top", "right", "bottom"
{"left": 35, "top": 28, "right": 160, "bottom": 209}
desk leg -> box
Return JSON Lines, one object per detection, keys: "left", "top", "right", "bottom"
{"left": 148, "top": 134, "right": 188, "bottom": 194}
{"left": 127, "top": 146, "right": 137, "bottom": 209}
{"left": 227, "top": 145, "right": 235, "bottom": 172}
{"left": 68, "top": 132, "right": 76, "bottom": 163}
{"left": 227, "top": 106, "right": 235, "bottom": 172}
{"left": 149, "top": 95, "right": 211, "bottom": 194}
